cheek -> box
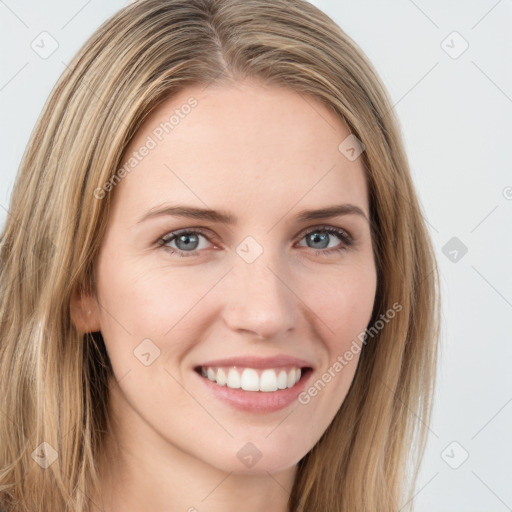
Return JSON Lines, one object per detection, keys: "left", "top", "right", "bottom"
{"left": 294, "top": 262, "right": 376, "bottom": 419}
{"left": 300, "top": 259, "right": 377, "bottom": 350}
{"left": 96, "top": 249, "right": 192, "bottom": 331}
{"left": 94, "top": 251, "right": 216, "bottom": 367}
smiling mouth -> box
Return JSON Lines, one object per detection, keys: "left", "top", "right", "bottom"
{"left": 194, "top": 365, "right": 313, "bottom": 392}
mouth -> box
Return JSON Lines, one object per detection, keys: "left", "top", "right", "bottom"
{"left": 194, "top": 365, "right": 313, "bottom": 393}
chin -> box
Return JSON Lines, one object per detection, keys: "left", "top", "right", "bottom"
{"left": 204, "top": 438, "right": 307, "bottom": 475}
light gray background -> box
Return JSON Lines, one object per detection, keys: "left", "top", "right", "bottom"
{"left": 1, "top": 1, "right": 511, "bottom": 510}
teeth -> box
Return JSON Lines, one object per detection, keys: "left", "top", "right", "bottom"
{"left": 287, "top": 370, "right": 295, "bottom": 388}
{"left": 277, "top": 370, "right": 288, "bottom": 390}
{"left": 241, "top": 368, "right": 259, "bottom": 391}
{"left": 260, "top": 369, "right": 278, "bottom": 392}
{"left": 227, "top": 368, "right": 241, "bottom": 388}
{"left": 200, "top": 366, "right": 303, "bottom": 392}
{"left": 217, "top": 368, "right": 227, "bottom": 386}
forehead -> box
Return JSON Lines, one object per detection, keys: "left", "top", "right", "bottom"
{"left": 112, "top": 80, "right": 369, "bottom": 222}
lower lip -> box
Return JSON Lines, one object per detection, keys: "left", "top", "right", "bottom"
{"left": 195, "top": 368, "right": 313, "bottom": 413}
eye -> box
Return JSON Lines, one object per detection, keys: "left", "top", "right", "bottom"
{"left": 158, "top": 228, "right": 214, "bottom": 257}
{"left": 296, "top": 225, "right": 353, "bottom": 256}
{"left": 157, "top": 225, "right": 353, "bottom": 258}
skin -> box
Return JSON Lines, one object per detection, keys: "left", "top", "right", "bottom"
{"left": 72, "top": 79, "right": 377, "bottom": 512}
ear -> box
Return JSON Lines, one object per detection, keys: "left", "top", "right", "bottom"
{"left": 70, "top": 285, "right": 101, "bottom": 334}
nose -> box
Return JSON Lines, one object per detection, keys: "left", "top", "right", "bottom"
{"left": 220, "top": 254, "right": 300, "bottom": 340}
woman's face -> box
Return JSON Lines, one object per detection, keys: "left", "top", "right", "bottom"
{"left": 78, "top": 80, "right": 377, "bottom": 475}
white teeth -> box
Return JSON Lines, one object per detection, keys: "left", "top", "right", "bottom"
{"left": 241, "top": 369, "right": 259, "bottom": 391}
{"left": 216, "top": 368, "right": 227, "bottom": 386}
{"left": 277, "top": 370, "right": 288, "bottom": 390}
{"left": 200, "top": 366, "right": 303, "bottom": 392}
{"left": 227, "top": 368, "right": 241, "bottom": 388}
{"left": 260, "top": 369, "right": 278, "bottom": 392}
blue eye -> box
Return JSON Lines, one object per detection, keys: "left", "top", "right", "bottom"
{"left": 159, "top": 228, "right": 211, "bottom": 257}
{"left": 297, "top": 227, "right": 353, "bottom": 255}
{"left": 158, "top": 225, "right": 353, "bottom": 258}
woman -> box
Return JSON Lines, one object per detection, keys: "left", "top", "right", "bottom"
{"left": 0, "top": 0, "right": 440, "bottom": 510}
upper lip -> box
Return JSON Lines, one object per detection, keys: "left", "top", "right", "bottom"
{"left": 196, "top": 355, "right": 314, "bottom": 370}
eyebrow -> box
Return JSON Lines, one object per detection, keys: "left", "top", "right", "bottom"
{"left": 137, "top": 203, "right": 368, "bottom": 225}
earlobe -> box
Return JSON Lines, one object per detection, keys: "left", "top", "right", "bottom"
{"left": 70, "top": 287, "right": 101, "bottom": 334}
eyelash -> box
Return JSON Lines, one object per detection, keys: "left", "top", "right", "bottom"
{"left": 157, "top": 225, "right": 353, "bottom": 258}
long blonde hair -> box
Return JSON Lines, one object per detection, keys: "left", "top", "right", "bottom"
{"left": 0, "top": 0, "right": 440, "bottom": 510}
